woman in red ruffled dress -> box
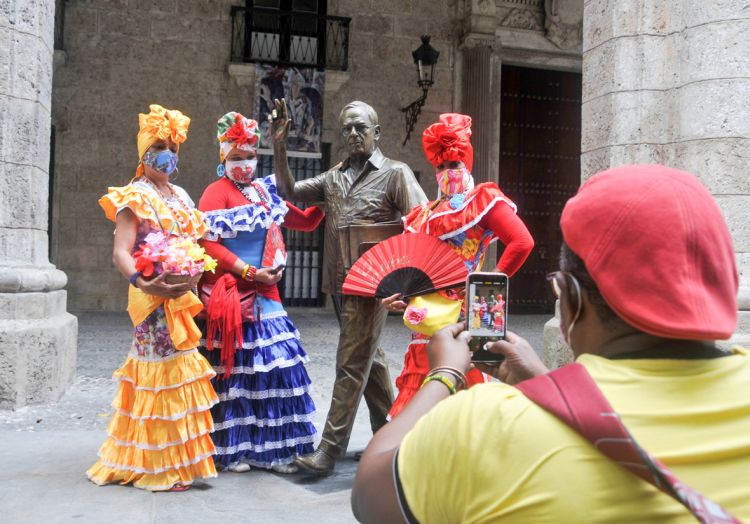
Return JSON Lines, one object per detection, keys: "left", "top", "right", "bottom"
{"left": 383, "top": 113, "right": 534, "bottom": 418}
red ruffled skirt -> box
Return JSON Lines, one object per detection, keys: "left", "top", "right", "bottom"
{"left": 389, "top": 334, "right": 486, "bottom": 418}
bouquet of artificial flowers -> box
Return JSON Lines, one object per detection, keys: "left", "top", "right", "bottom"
{"left": 133, "top": 231, "right": 217, "bottom": 285}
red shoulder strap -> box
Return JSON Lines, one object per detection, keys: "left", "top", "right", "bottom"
{"left": 516, "top": 363, "right": 741, "bottom": 524}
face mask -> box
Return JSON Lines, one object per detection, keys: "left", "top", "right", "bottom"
{"left": 225, "top": 158, "right": 257, "bottom": 184}
{"left": 436, "top": 167, "right": 474, "bottom": 196}
{"left": 142, "top": 149, "right": 178, "bottom": 176}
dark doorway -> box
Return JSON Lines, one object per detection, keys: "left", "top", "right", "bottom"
{"left": 499, "top": 65, "right": 582, "bottom": 313}
{"left": 258, "top": 144, "right": 329, "bottom": 306}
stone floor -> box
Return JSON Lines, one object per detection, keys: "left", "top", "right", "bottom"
{"left": 0, "top": 308, "right": 547, "bottom": 524}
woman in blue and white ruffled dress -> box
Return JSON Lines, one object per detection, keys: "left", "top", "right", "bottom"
{"left": 197, "top": 112, "right": 323, "bottom": 473}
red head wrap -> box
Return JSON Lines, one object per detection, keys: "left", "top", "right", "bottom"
{"left": 422, "top": 113, "right": 473, "bottom": 172}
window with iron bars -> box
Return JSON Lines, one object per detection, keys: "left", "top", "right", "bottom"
{"left": 231, "top": 0, "right": 350, "bottom": 70}
{"left": 256, "top": 145, "right": 330, "bottom": 307}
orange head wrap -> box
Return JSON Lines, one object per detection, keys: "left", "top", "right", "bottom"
{"left": 422, "top": 113, "right": 473, "bottom": 173}
{"left": 135, "top": 104, "right": 191, "bottom": 178}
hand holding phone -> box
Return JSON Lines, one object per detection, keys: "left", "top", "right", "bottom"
{"left": 473, "top": 332, "right": 549, "bottom": 384}
{"left": 465, "top": 272, "right": 509, "bottom": 363}
{"left": 271, "top": 264, "right": 285, "bottom": 275}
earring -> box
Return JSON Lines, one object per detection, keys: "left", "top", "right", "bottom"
{"left": 169, "top": 167, "right": 179, "bottom": 181}
{"left": 216, "top": 164, "right": 225, "bottom": 178}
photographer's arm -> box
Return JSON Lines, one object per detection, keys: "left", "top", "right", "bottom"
{"left": 351, "top": 323, "right": 471, "bottom": 523}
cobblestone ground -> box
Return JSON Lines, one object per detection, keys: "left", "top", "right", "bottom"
{"left": 0, "top": 309, "right": 547, "bottom": 524}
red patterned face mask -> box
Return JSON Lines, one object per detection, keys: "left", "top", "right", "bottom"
{"left": 225, "top": 158, "right": 257, "bottom": 184}
{"left": 436, "top": 167, "right": 474, "bottom": 195}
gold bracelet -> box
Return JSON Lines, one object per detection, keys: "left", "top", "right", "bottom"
{"left": 421, "top": 374, "right": 456, "bottom": 395}
{"left": 241, "top": 264, "right": 250, "bottom": 280}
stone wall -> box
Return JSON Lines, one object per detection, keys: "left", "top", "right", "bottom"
{"left": 0, "top": 0, "right": 77, "bottom": 408}
{"left": 52, "top": 0, "right": 457, "bottom": 311}
{"left": 581, "top": 0, "right": 750, "bottom": 346}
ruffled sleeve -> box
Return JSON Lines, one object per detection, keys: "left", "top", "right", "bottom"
{"left": 203, "top": 175, "right": 289, "bottom": 241}
{"left": 403, "top": 183, "right": 517, "bottom": 238}
{"left": 98, "top": 183, "right": 207, "bottom": 240}
{"left": 427, "top": 183, "right": 518, "bottom": 240}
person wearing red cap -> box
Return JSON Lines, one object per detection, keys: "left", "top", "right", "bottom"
{"left": 382, "top": 113, "right": 534, "bottom": 418}
{"left": 352, "top": 165, "right": 750, "bottom": 523}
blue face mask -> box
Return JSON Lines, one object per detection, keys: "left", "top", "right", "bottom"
{"left": 143, "top": 149, "right": 178, "bottom": 175}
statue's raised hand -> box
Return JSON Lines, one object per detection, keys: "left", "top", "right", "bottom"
{"left": 270, "top": 98, "right": 292, "bottom": 146}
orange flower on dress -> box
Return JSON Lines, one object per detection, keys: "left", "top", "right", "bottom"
{"left": 460, "top": 238, "right": 479, "bottom": 259}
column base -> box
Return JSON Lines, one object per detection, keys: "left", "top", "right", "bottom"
{"left": 0, "top": 290, "right": 77, "bottom": 409}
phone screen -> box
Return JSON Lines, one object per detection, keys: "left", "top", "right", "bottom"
{"left": 466, "top": 273, "right": 508, "bottom": 362}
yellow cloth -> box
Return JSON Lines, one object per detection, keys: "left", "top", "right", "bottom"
{"left": 402, "top": 292, "right": 462, "bottom": 337}
{"left": 398, "top": 347, "right": 750, "bottom": 523}
{"left": 127, "top": 285, "right": 203, "bottom": 351}
{"left": 135, "top": 104, "right": 190, "bottom": 178}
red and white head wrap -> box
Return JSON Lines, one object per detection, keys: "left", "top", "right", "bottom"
{"left": 217, "top": 112, "right": 261, "bottom": 162}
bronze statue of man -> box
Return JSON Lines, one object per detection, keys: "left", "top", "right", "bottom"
{"left": 271, "top": 99, "right": 427, "bottom": 475}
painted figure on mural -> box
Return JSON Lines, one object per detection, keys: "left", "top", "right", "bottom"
{"left": 271, "top": 98, "right": 428, "bottom": 476}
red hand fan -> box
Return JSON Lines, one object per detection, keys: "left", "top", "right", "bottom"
{"left": 342, "top": 233, "right": 468, "bottom": 298}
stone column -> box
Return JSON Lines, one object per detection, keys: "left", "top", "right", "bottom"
{"left": 543, "top": 0, "right": 750, "bottom": 366}
{"left": 0, "top": 0, "right": 77, "bottom": 409}
{"left": 457, "top": 1, "right": 502, "bottom": 265}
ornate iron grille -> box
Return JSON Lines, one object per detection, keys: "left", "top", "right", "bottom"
{"left": 257, "top": 145, "right": 329, "bottom": 306}
{"left": 230, "top": 5, "right": 350, "bottom": 70}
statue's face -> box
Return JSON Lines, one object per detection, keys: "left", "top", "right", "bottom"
{"left": 339, "top": 106, "right": 380, "bottom": 159}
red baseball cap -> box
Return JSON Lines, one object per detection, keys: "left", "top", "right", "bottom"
{"left": 560, "top": 164, "right": 738, "bottom": 340}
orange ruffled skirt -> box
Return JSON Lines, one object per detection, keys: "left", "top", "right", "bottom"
{"left": 390, "top": 335, "right": 486, "bottom": 418}
{"left": 86, "top": 348, "right": 219, "bottom": 491}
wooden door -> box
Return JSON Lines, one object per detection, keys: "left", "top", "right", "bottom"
{"left": 499, "top": 65, "right": 582, "bottom": 313}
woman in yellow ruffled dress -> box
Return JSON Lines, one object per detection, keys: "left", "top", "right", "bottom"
{"left": 87, "top": 105, "right": 219, "bottom": 491}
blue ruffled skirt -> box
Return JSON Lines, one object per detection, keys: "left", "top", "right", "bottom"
{"left": 199, "top": 296, "right": 316, "bottom": 468}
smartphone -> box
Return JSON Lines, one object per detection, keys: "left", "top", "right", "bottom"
{"left": 271, "top": 265, "right": 285, "bottom": 275}
{"left": 465, "top": 272, "right": 509, "bottom": 363}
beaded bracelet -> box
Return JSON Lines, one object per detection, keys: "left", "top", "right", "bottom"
{"left": 421, "top": 374, "right": 457, "bottom": 395}
{"left": 430, "top": 366, "right": 468, "bottom": 390}
{"left": 241, "top": 264, "right": 257, "bottom": 281}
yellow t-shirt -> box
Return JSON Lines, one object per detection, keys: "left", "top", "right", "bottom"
{"left": 397, "top": 347, "right": 750, "bottom": 523}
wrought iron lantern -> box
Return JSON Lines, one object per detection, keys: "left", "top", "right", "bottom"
{"left": 401, "top": 35, "right": 440, "bottom": 145}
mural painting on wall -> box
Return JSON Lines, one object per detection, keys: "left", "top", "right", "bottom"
{"left": 255, "top": 64, "right": 325, "bottom": 158}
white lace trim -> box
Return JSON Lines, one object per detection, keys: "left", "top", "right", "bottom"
{"left": 437, "top": 196, "right": 518, "bottom": 240}
{"left": 225, "top": 456, "right": 296, "bottom": 468}
{"left": 203, "top": 198, "right": 289, "bottom": 241}
{"left": 212, "top": 353, "right": 309, "bottom": 375}
{"left": 125, "top": 348, "right": 198, "bottom": 363}
{"left": 93, "top": 450, "right": 216, "bottom": 475}
{"left": 214, "top": 434, "right": 316, "bottom": 454}
{"left": 113, "top": 399, "right": 218, "bottom": 421}
{"left": 252, "top": 310, "right": 288, "bottom": 320}
{"left": 116, "top": 369, "right": 216, "bottom": 392}
{"left": 218, "top": 384, "right": 310, "bottom": 401}
{"left": 107, "top": 427, "right": 215, "bottom": 451}
{"left": 202, "top": 330, "right": 300, "bottom": 351}
{"left": 213, "top": 412, "right": 315, "bottom": 430}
